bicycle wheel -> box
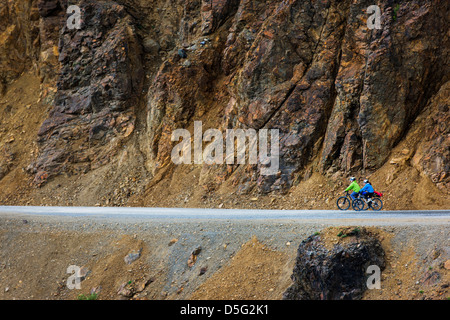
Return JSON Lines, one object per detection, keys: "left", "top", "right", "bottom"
{"left": 371, "top": 198, "right": 383, "bottom": 211}
{"left": 336, "top": 197, "right": 351, "bottom": 210}
{"left": 352, "top": 198, "right": 365, "bottom": 211}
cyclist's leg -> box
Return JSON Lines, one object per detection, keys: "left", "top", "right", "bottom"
{"left": 365, "top": 192, "right": 373, "bottom": 207}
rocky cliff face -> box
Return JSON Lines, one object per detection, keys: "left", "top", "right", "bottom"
{"left": 142, "top": 0, "right": 449, "bottom": 195}
{"left": 0, "top": 0, "right": 448, "bottom": 206}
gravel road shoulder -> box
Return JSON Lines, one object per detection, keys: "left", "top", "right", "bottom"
{"left": 0, "top": 213, "right": 449, "bottom": 300}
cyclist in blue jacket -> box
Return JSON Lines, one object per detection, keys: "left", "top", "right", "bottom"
{"left": 360, "top": 179, "right": 374, "bottom": 198}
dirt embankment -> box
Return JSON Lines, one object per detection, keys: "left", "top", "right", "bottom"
{"left": 0, "top": 215, "right": 448, "bottom": 300}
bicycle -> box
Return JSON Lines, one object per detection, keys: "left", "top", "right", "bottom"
{"left": 352, "top": 193, "right": 383, "bottom": 211}
{"left": 336, "top": 191, "right": 354, "bottom": 210}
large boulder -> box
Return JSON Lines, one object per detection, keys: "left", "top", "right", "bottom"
{"left": 283, "top": 227, "right": 386, "bottom": 300}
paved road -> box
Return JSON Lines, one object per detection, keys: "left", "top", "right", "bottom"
{"left": 0, "top": 206, "right": 449, "bottom": 221}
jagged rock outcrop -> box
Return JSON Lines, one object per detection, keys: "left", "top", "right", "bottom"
{"left": 321, "top": 0, "right": 449, "bottom": 174}
{"left": 283, "top": 227, "right": 386, "bottom": 300}
{"left": 143, "top": 0, "right": 449, "bottom": 194}
{"left": 29, "top": 0, "right": 144, "bottom": 185}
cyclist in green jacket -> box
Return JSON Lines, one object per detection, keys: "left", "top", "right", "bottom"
{"left": 345, "top": 177, "right": 360, "bottom": 200}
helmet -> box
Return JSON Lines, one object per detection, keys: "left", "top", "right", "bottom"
{"left": 349, "top": 177, "right": 356, "bottom": 181}
{"left": 363, "top": 179, "right": 369, "bottom": 183}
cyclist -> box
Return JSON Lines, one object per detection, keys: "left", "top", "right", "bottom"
{"left": 360, "top": 179, "right": 375, "bottom": 201}
{"left": 344, "top": 177, "right": 360, "bottom": 200}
